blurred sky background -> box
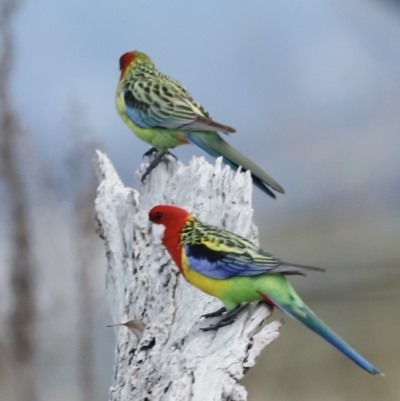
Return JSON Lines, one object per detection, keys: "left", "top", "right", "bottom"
{"left": 1, "top": 0, "right": 400, "bottom": 400}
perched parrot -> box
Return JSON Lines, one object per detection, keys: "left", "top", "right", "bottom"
{"left": 116, "top": 51, "right": 284, "bottom": 199}
{"left": 148, "top": 205, "right": 383, "bottom": 375}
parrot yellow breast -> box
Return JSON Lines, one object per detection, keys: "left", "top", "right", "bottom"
{"left": 180, "top": 251, "right": 229, "bottom": 299}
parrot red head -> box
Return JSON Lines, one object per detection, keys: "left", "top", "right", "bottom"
{"left": 119, "top": 51, "right": 137, "bottom": 80}
{"left": 148, "top": 205, "right": 190, "bottom": 229}
{"left": 119, "top": 51, "right": 151, "bottom": 80}
{"left": 149, "top": 205, "right": 192, "bottom": 274}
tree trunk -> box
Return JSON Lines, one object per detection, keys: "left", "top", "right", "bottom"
{"left": 0, "top": 1, "right": 37, "bottom": 400}
{"left": 94, "top": 151, "right": 282, "bottom": 401}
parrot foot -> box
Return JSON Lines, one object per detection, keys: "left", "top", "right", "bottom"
{"left": 200, "top": 304, "right": 247, "bottom": 331}
{"left": 141, "top": 150, "right": 177, "bottom": 183}
{"left": 200, "top": 317, "right": 237, "bottom": 332}
{"left": 142, "top": 147, "right": 177, "bottom": 161}
{"left": 142, "top": 147, "right": 158, "bottom": 159}
{"left": 201, "top": 307, "right": 227, "bottom": 319}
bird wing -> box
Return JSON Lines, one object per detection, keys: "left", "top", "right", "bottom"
{"left": 123, "top": 78, "right": 236, "bottom": 133}
{"left": 181, "top": 221, "right": 324, "bottom": 279}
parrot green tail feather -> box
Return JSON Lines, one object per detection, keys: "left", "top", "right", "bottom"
{"left": 185, "top": 132, "right": 284, "bottom": 198}
{"left": 259, "top": 281, "right": 383, "bottom": 375}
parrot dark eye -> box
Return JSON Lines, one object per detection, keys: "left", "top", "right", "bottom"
{"left": 154, "top": 212, "right": 163, "bottom": 220}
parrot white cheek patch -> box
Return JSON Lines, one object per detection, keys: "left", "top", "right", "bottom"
{"left": 151, "top": 224, "right": 166, "bottom": 242}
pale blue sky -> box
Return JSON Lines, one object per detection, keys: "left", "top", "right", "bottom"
{"left": 12, "top": 0, "right": 400, "bottom": 210}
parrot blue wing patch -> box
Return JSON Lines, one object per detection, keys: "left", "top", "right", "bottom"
{"left": 184, "top": 243, "right": 279, "bottom": 279}
{"left": 124, "top": 89, "right": 157, "bottom": 128}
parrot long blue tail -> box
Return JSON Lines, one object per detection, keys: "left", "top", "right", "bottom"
{"left": 185, "top": 132, "right": 284, "bottom": 199}
{"left": 261, "top": 292, "right": 383, "bottom": 375}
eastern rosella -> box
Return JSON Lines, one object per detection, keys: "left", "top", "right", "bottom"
{"left": 148, "top": 205, "right": 383, "bottom": 375}
{"left": 116, "top": 51, "right": 284, "bottom": 199}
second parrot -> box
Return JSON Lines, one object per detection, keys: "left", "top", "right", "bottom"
{"left": 148, "top": 204, "right": 383, "bottom": 376}
{"left": 116, "top": 51, "right": 284, "bottom": 199}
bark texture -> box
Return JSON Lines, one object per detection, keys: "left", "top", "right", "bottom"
{"left": 94, "top": 151, "right": 282, "bottom": 401}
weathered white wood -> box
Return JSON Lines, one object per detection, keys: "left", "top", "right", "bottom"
{"left": 94, "top": 151, "right": 282, "bottom": 401}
